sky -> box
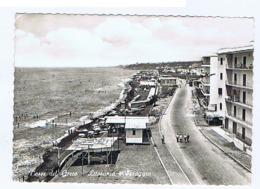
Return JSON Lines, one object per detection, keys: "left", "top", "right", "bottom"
{"left": 15, "top": 14, "right": 254, "bottom": 67}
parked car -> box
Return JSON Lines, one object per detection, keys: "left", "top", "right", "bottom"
{"left": 90, "top": 153, "right": 107, "bottom": 164}
{"left": 88, "top": 131, "right": 95, "bottom": 137}
{"left": 78, "top": 133, "right": 85, "bottom": 137}
{"left": 93, "top": 125, "right": 101, "bottom": 131}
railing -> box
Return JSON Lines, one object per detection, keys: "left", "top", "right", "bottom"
{"left": 226, "top": 114, "right": 252, "bottom": 127}
{"left": 222, "top": 128, "right": 252, "bottom": 152}
{"left": 234, "top": 63, "right": 253, "bottom": 69}
{"left": 226, "top": 63, "right": 253, "bottom": 70}
{"left": 226, "top": 95, "right": 240, "bottom": 102}
{"left": 236, "top": 133, "right": 252, "bottom": 146}
{"left": 225, "top": 80, "right": 253, "bottom": 89}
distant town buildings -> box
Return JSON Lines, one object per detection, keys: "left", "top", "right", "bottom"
{"left": 200, "top": 43, "right": 253, "bottom": 154}
{"left": 159, "top": 76, "right": 178, "bottom": 87}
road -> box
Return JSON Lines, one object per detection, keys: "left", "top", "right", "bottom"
{"left": 160, "top": 83, "right": 251, "bottom": 185}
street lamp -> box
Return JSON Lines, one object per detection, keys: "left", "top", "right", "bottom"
{"left": 53, "top": 147, "right": 61, "bottom": 168}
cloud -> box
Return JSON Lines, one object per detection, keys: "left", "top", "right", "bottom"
{"left": 94, "top": 17, "right": 152, "bottom": 47}
{"left": 15, "top": 29, "right": 41, "bottom": 55}
{"left": 15, "top": 16, "right": 254, "bottom": 67}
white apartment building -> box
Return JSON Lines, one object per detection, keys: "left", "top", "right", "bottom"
{"left": 201, "top": 55, "right": 221, "bottom": 112}
{"left": 217, "top": 44, "right": 253, "bottom": 149}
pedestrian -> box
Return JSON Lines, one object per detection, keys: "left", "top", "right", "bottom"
{"left": 179, "top": 134, "right": 183, "bottom": 143}
{"left": 187, "top": 133, "right": 190, "bottom": 142}
{"left": 176, "top": 133, "right": 179, "bottom": 142}
{"left": 161, "top": 135, "right": 165, "bottom": 144}
{"left": 184, "top": 133, "right": 187, "bottom": 142}
{"left": 17, "top": 122, "right": 19, "bottom": 128}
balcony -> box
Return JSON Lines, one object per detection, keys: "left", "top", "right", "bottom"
{"left": 226, "top": 95, "right": 253, "bottom": 109}
{"left": 201, "top": 75, "right": 210, "bottom": 86}
{"left": 225, "top": 80, "right": 253, "bottom": 90}
{"left": 226, "top": 114, "right": 252, "bottom": 129}
{"left": 201, "top": 89, "right": 210, "bottom": 96}
{"left": 226, "top": 63, "right": 253, "bottom": 70}
{"left": 201, "top": 80, "right": 210, "bottom": 86}
{"left": 222, "top": 128, "right": 252, "bottom": 147}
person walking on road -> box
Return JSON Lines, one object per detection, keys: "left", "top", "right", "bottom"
{"left": 161, "top": 135, "right": 165, "bottom": 144}
{"left": 184, "top": 133, "right": 187, "bottom": 142}
{"left": 176, "top": 133, "right": 179, "bottom": 142}
{"left": 187, "top": 133, "right": 190, "bottom": 142}
{"left": 179, "top": 134, "right": 183, "bottom": 143}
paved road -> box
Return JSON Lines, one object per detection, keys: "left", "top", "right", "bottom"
{"left": 160, "top": 83, "right": 251, "bottom": 185}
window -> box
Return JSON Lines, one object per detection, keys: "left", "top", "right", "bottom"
{"left": 220, "top": 103, "right": 222, "bottom": 111}
{"left": 218, "top": 88, "right": 222, "bottom": 96}
{"left": 220, "top": 73, "right": 223, "bottom": 80}
{"left": 234, "top": 73, "right": 237, "bottom": 85}
{"left": 132, "top": 130, "right": 136, "bottom": 135}
{"left": 225, "top": 119, "right": 229, "bottom": 130}
{"left": 234, "top": 106, "right": 237, "bottom": 117}
{"left": 233, "top": 122, "right": 237, "bottom": 134}
{"left": 243, "top": 56, "right": 247, "bottom": 68}
{"left": 242, "top": 109, "right": 246, "bottom": 121}
{"left": 234, "top": 57, "right": 237, "bottom": 68}
{"left": 243, "top": 74, "right": 247, "bottom": 86}
{"left": 220, "top": 57, "right": 223, "bottom": 65}
{"left": 243, "top": 91, "right": 246, "bottom": 104}
{"left": 242, "top": 127, "right": 246, "bottom": 140}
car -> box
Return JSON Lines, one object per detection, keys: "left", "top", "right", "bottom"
{"left": 88, "top": 131, "right": 95, "bottom": 137}
{"left": 89, "top": 153, "right": 107, "bottom": 164}
{"left": 78, "top": 133, "right": 85, "bottom": 137}
{"left": 93, "top": 125, "right": 101, "bottom": 131}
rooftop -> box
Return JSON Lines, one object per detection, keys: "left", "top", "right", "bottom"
{"left": 218, "top": 44, "right": 254, "bottom": 54}
{"left": 105, "top": 116, "right": 149, "bottom": 125}
{"left": 66, "top": 137, "right": 117, "bottom": 151}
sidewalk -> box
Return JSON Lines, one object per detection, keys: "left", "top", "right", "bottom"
{"left": 199, "top": 127, "right": 251, "bottom": 172}
{"left": 190, "top": 89, "right": 251, "bottom": 171}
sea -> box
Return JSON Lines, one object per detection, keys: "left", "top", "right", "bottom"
{"left": 12, "top": 67, "right": 136, "bottom": 181}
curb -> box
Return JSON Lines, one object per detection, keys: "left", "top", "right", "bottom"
{"left": 157, "top": 86, "right": 192, "bottom": 185}
{"left": 199, "top": 128, "right": 251, "bottom": 173}
{"left": 150, "top": 137, "right": 173, "bottom": 185}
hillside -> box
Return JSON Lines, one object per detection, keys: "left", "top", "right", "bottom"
{"left": 119, "top": 61, "right": 203, "bottom": 70}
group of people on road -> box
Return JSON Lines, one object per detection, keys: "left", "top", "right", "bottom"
{"left": 161, "top": 133, "right": 190, "bottom": 144}
{"left": 176, "top": 133, "right": 190, "bottom": 143}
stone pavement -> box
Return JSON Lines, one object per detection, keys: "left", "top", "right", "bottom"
{"left": 199, "top": 126, "right": 251, "bottom": 172}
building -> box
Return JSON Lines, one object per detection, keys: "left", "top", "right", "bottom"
{"left": 105, "top": 116, "right": 150, "bottom": 144}
{"left": 159, "top": 76, "right": 178, "bottom": 86}
{"left": 125, "top": 117, "right": 149, "bottom": 144}
{"left": 217, "top": 44, "right": 253, "bottom": 152}
{"left": 201, "top": 55, "right": 218, "bottom": 110}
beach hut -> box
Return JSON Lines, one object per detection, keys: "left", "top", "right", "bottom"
{"left": 125, "top": 117, "right": 149, "bottom": 144}
{"left": 105, "top": 116, "right": 150, "bottom": 144}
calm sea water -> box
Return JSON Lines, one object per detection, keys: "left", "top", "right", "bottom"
{"left": 12, "top": 67, "right": 135, "bottom": 180}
